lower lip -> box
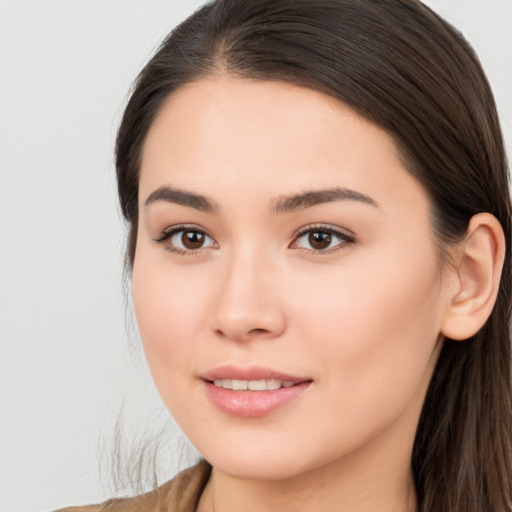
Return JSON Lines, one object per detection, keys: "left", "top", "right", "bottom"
{"left": 203, "top": 381, "right": 311, "bottom": 417}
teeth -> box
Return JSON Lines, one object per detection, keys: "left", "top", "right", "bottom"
{"left": 248, "top": 379, "right": 266, "bottom": 391}
{"left": 266, "top": 379, "right": 281, "bottom": 390}
{"left": 232, "top": 379, "right": 248, "bottom": 390}
{"left": 221, "top": 379, "right": 232, "bottom": 389}
{"left": 213, "top": 379, "right": 297, "bottom": 391}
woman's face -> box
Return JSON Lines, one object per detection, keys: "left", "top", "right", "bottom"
{"left": 133, "top": 77, "right": 452, "bottom": 480}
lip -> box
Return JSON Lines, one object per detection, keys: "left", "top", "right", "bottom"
{"left": 201, "top": 365, "right": 312, "bottom": 418}
{"left": 201, "top": 365, "right": 309, "bottom": 383}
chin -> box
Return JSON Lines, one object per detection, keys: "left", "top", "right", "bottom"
{"left": 211, "top": 454, "right": 311, "bottom": 481}
{"left": 193, "top": 435, "right": 330, "bottom": 481}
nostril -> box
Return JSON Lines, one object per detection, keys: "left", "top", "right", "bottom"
{"left": 211, "top": 306, "right": 287, "bottom": 341}
{"left": 248, "top": 328, "right": 269, "bottom": 336}
{"left": 213, "top": 327, "right": 273, "bottom": 340}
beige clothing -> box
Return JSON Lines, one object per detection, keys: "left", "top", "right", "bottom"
{"left": 55, "top": 460, "right": 211, "bottom": 512}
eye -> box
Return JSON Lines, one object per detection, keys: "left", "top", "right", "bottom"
{"left": 154, "top": 225, "right": 217, "bottom": 254}
{"left": 291, "top": 225, "right": 355, "bottom": 252}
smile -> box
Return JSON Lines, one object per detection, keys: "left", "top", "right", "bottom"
{"left": 212, "top": 379, "right": 297, "bottom": 391}
{"left": 201, "top": 366, "right": 313, "bottom": 417}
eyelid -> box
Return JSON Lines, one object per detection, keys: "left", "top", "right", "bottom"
{"left": 153, "top": 224, "right": 218, "bottom": 254}
{"left": 152, "top": 222, "right": 354, "bottom": 255}
{"left": 290, "top": 223, "right": 356, "bottom": 253}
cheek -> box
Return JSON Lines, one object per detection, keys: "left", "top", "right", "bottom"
{"left": 131, "top": 250, "right": 212, "bottom": 382}
{"left": 291, "top": 244, "right": 443, "bottom": 407}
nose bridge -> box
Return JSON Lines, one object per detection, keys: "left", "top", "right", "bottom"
{"left": 211, "top": 243, "right": 285, "bottom": 341}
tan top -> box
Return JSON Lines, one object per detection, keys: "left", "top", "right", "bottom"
{"left": 55, "top": 460, "right": 211, "bottom": 512}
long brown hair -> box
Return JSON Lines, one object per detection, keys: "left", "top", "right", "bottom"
{"left": 115, "top": 1, "right": 512, "bottom": 510}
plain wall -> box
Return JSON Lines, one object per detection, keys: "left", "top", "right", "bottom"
{"left": 1, "top": 1, "right": 511, "bottom": 511}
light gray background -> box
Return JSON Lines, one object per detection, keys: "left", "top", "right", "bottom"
{"left": 1, "top": 1, "right": 511, "bottom": 511}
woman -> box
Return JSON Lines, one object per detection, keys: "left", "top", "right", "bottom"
{"left": 59, "top": 0, "right": 511, "bottom": 510}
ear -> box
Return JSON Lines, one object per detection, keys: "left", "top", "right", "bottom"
{"left": 441, "top": 213, "right": 506, "bottom": 341}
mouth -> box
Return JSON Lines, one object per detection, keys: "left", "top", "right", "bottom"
{"left": 201, "top": 366, "right": 313, "bottom": 417}
{"left": 211, "top": 378, "right": 301, "bottom": 391}
{"left": 201, "top": 365, "right": 311, "bottom": 389}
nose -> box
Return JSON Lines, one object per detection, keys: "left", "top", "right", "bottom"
{"left": 210, "top": 247, "right": 287, "bottom": 342}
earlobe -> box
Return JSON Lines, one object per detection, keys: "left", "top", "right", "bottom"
{"left": 441, "top": 213, "right": 506, "bottom": 341}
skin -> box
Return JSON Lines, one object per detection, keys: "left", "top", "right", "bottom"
{"left": 132, "top": 77, "right": 461, "bottom": 512}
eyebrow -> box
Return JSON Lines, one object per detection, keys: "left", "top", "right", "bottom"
{"left": 144, "top": 186, "right": 218, "bottom": 213}
{"left": 144, "top": 185, "right": 378, "bottom": 215}
{"left": 272, "top": 187, "right": 378, "bottom": 213}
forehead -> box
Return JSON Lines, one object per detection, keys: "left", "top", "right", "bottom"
{"left": 139, "top": 77, "right": 429, "bottom": 217}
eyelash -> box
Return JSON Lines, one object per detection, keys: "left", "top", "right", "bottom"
{"left": 291, "top": 224, "right": 356, "bottom": 254}
{"left": 153, "top": 224, "right": 218, "bottom": 256}
{"left": 154, "top": 224, "right": 355, "bottom": 255}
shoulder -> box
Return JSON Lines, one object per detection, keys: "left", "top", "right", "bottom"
{"left": 54, "top": 460, "right": 211, "bottom": 512}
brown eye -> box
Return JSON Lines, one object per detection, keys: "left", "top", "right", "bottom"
{"left": 182, "top": 230, "right": 205, "bottom": 249}
{"left": 308, "top": 231, "right": 332, "bottom": 250}
{"left": 158, "top": 227, "right": 216, "bottom": 253}
{"left": 293, "top": 226, "right": 354, "bottom": 252}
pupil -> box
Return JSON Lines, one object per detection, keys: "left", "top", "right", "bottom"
{"left": 182, "top": 231, "right": 204, "bottom": 249}
{"left": 309, "top": 231, "right": 331, "bottom": 250}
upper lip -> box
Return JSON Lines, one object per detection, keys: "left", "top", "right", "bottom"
{"left": 201, "top": 365, "right": 311, "bottom": 383}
